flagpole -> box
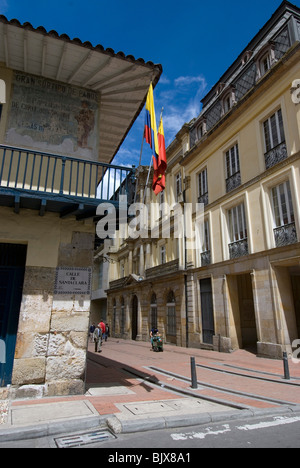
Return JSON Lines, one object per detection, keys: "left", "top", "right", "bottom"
{"left": 142, "top": 157, "right": 153, "bottom": 205}
{"left": 134, "top": 132, "right": 145, "bottom": 204}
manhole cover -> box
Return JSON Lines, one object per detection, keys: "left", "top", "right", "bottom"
{"left": 55, "top": 429, "right": 115, "bottom": 448}
{"left": 124, "top": 401, "right": 176, "bottom": 415}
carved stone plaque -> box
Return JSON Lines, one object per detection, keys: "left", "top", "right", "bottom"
{"left": 54, "top": 267, "right": 92, "bottom": 295}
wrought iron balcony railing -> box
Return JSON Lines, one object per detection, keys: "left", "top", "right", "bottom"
{"left": 229, "top": 238, "right": 249, "bottom": 259}
{"left": 226, "top": 171, "right": 241, "bottom": 193}
{"left": 0, "top": 144, "right": 135, "bottom": 217}
{"left": 265, "top": 141, "right": 287, "bottom": 170}
{"left": 274, "top": 222, "right": 298, "bottom": 248}
{"left": 201, "top": 250, "right": 211, "bottom": 266}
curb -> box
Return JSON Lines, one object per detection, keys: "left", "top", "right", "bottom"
{"left": 1, "top": 405, "right": 300, "bottom": 442}
{"left": 107, "top": 405, "right": 300, "bottom": 435}
{"left": 0, "top": 414, "right": 108, "bottom": 443}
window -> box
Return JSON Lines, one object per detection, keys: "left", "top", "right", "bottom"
{"left": 221, "top": 86, "right": 236, "bottom": 116}
{"left": 200, "top": 219, "right": 211, "bottom": 266}
{"left": 167, "top": 291, "right": 176, "bottom": 337}
{"left": 224, "top": 95, "right": 231, "bottom": 114}
{"left": 263, "top": 109, "right": 287, "bottom": 169}
{"left": 263, "top": 109, "right": 285, "bottom": 153}
{"left": 159, "top": 190, "right": 165, "bottom": 205}
{"left": 260, "top": 53, "right": 271, "bottom": 76}
{"left": 150, "top": 293, "right": 157, "bottom": 329}
{"left": 196, "top": 119, "right": 207, "bottom": 140}
{"left": 120, "top": 262, "right": 125, "bottom": 279}
{"left": 133, "top": 250, "right": 140, "bottom": 276}
{"left": 98, "top": 262, "right": 103, "bottom": 289}
{"left": 198, "top": 168, "right": 208, "bottom": 205}
{"left": 225, "top": 144, "right": 241, "bottom": 192}
{"left": 175, "top": 172, "right": 182, "bottom": 201}
{"left": 113, "top": 299, "right": 117, "bottom": 335}
{"left": 271, "top": 181, "right": 297, "bottom": 247}
{"left": 227, "top": 203, "right": 248, "bottom": 258}
{"left": 120, "top": 297, "right": 125, "bottom": 335}
{"left": 160, "top": 245, "right": 166, "bottom": 265}
{"left": 255, "top": 43, "right": 276, "bottom": 80}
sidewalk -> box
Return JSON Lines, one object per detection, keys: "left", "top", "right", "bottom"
{"left": 1, "top": 338, "right": 300, "bottom": 443}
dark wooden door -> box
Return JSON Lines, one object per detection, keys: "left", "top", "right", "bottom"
{"left": 0, "top": 244, "right": 27, "bottom": 387}
{"left": 200, "top": 278, "right": 215, "bottom": 345}
{"left": 132, "top": 295, "right": 138, "bottom": 341}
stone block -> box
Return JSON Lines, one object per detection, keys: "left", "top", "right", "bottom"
{"left": 50, "top": 312, "right": 89, "bottom": 333}
{"left": 46, "top": 379, "right": 85, "bottom": 396}
{"left": 46, "top": 348, "right": 86, "bottom": 381}
{"left": 14, "top": 384, "right": 46, "bottom": 399}
{"left": 18, "top": 294, "right": 52, "bottom": 333}
{"left": 12, "top": 358, "right": 46, "bottom": 385}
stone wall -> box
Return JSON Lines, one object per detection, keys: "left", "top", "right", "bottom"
{"left": 11, "top": 230, "right": 94, "bottom": 399}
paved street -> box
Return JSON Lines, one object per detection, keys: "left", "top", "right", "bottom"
{"left": 1, "top": 338, "right": 300, "bottom": 448}
{"left": 1, "top": 413, "right": 300, "bottom": 448}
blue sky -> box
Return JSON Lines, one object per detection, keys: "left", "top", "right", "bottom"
{"left": 1, "top": 0, "right": 299, "bottom": 167}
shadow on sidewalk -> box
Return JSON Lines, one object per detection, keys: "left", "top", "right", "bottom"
{"left": 86, "top": 350, "right": 160, "bottom": 394}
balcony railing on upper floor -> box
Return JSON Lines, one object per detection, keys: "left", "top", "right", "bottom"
{"left": 265, "top": 142, "right": 287, "bottom": 170}
{"left": 0, "top": 144, "right": 135, "bottom": 217}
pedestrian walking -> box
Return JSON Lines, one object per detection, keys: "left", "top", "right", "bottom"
{"left": 89, "top": 323, "right": 95, "bottom": 342}
{"left": 93, "top": 326, "right": 102, "bottom": 353}
{"left": 105, "top": 323, "right": 110, "bottom": 342}
{"left": 98, "top": 319, "right": 106, "bottom": 339}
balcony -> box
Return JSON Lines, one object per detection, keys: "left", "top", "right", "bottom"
{"left": 145, "top": 259, "right": 180, "bottom": 279}
{"left": 226, "top": 171, "right": 241, "bottom": 193}
{"left": 229, "top": 238, "right": 249, "bottom": 259}
{"left": 201, "top": 250, "right": 211, "bottom": 266}
{"left": 265, "top": 142, "right": 287, "bottom": 170}
{"left": 0, "top": 144, "right": 135, "bottom": 219}
{"left": 274, "top": 223, "right": 298, "bottom": 248}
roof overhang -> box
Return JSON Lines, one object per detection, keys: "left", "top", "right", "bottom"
{"left": 0, "top": 16, "right": 162, "bottom": 164}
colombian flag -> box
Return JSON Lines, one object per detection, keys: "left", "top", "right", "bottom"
{"left": 153, "top": 116, "right": 167, "bottom": 195}
{"left": 144, "top": 82, "right": 159, "bottom": 168}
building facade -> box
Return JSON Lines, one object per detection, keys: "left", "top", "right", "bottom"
{"left": 0, "top": 15, "right": 161, "bottom": 397}
{"left": 104, "top": 1, "right": 300, "bottom": 359}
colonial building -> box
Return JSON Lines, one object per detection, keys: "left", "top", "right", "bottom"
{"left": 0, "top": 15, "right": 162, "bottom": 397}
{"left": 103, "top": 0, "right": 300, "bottom": 359}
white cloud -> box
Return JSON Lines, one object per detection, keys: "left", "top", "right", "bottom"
{"left": 159, "top": 74, "right": 207, "bottom": 144}
{"left": 159, "top": 75, "right": 171, "bottom": 85}
{"left": 174, "top": 75, "right": 206, "bottom": 88}
{"left": 113, "top": 73, "right": 208, "bottom": 165}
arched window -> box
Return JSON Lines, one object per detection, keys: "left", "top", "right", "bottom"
{"left": 150, "top": 293, "right": 157, "bottom": 329}
{"left": 167, "top": 291, "right": 176, "bottom": 337}
{"left": 113, "top": 299, "right": 117, "bottom": 335}
{"left": 120, "top": 297, "right": 125, "bottom": 335}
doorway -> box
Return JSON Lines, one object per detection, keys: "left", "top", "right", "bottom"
{"left": 236, "top": 274, "right": 258, "bottom": 351}
{"left": 200, "top": 278, "right": 215, "bottom": 345}
{"left": 132, "top": 295, "right": 138, "bottom": 341}
{"left": 0, "top": 244, "right": 27, "bottom": 387}
{"left": 290, "top": 272, "right": 300, "bottom": 339}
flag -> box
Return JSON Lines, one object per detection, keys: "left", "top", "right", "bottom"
{"left": 153, "top": 116, "right": 167, "bottom": 195}
{"left": 144, "top": 82, "right": 159, "bottom": 167}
